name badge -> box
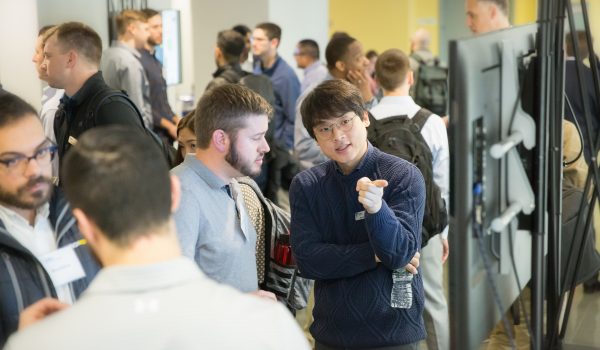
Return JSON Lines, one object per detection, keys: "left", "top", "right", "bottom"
{"left": 68, "top": 136, "right": 78, "bottom": 145}
{"left": 355, "top": 210, "right": 366, "bottom": 221}
{"left": 39, "top": 241, "right": 86, "bottom": 287}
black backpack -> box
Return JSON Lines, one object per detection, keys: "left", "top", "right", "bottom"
{"left": 85, "top": 88, "right": 177, "bottom": 167}
{"left": 411, "top": 53, "right": 448, "bottom": 117}
{"left": 367, "top": 109, "right": 448, "bottom": 247}
{"left": 237, "top": 178, "right": 311, "bottom": 311}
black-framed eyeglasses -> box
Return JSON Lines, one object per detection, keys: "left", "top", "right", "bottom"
{"left": 313, "top": 114, "right": 358, "bottom": 140}
{"left": 0, "top": 143, "right": 58, "bottom": 175}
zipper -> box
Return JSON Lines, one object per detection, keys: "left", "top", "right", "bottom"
{"left": 35, "top": 263, "right": 52, "bottom": 298}
{"left": 56, "top": 217, "right": 76, "bottom": 245}
{"left": 1, "top": 252, "right": 25, "bottom": 313}
{"left": 55, "top": 204, "right": 69, "bottom": 235}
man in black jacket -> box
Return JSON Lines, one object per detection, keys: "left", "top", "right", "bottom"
{"left": 43, "top": 22, "right": 145, "bottom": 178}
{"left": 205, "top": 29, "right": 248, "bottom": 91}
{"left": 0, "top": 93, "right": 99, "bottom": 346}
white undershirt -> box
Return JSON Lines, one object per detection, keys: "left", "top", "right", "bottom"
{"left": 0, "top": 204, "right": 74, "bottom": 304}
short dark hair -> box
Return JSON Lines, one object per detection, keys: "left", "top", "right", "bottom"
{"left": 565, "top": 31, "right": 590, "bottom": 59}
{"left": 301, "top": 79, "right": 365, "bottom": 139}
{"left": 480, "top": 0, "right": 509, "bottom": 16}
{"left": 53, "top": 22, "right": 102, "bottom": 66}
{"left": 325, "top": 35, "right": 357, "bottom": 70}
{"left": 298, "top": 39, "right": 320, "bottom": 60}
{"left": 255, "top": 22, "right": 282, "bottom": 42}
{"left": 330, "top": 31, "right": 350, "bottom": 40}
{"left": 232, "top": 24, "right": 251, "bottom": 37}
{"left": 366, "top": 50, "right": 378, "bottom": 60}
{"left": 62, "top": 126, "right": 172, "bottom": 247}
{"left": 195, "top": 84, "right": 273, "bottom": 149}
{"left": 217, "top": 30, "right": 245, "bottom": 64}
{"left": 141, "top": 8, "right": 160, "bottom": 20}
{"left": 0, "top": 93, "right": 37, "bottom": 128}
{"left": 375, "top": 49, "right": 410, "bottom": 92}
{"left": 175, "top": 110, "right": 196, "bottom": 166}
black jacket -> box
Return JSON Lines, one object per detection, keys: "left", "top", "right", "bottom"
{"left": 0, "top": 188, "right": 99, "bottom": 346}
{"left": 54, "top": 71, "right": 145, "bottom": 170}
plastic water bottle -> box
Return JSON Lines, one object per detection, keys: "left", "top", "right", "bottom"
{"left": 391, "top": 269, "right": 413, "bottom": 308}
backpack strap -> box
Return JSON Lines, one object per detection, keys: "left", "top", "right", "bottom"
{"left": 410, "top": 53, "right": 427, "bottom": 66}
{"left": 412, "top": 108, "right": 433, "bottom": 130}
{"left": 366, "top": 111, "right": 380, "bottom": 141}
{"left": 88, "top": 88, "right": 146, "bottom": 128}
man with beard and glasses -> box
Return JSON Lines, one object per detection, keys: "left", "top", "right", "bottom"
{"left": 0, "top": 93, "right": 98, "bottom": 346}
{"left": 172, "top": 84, "right": 275, "bottom": 298}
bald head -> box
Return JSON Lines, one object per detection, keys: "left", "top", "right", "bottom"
{"left": 465, "top": 0, "right": 510, "bottom": 34}
{"left": 411, "top": 28, "right": 431, "bottom": 52}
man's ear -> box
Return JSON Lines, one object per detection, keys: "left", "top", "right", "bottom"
{"left": 335, "top": 60, "right": 346, "bottom": 73}
{"left": 169, "top": 175, "right": 181, "bottom": 214}
{"left": 488, "top": 3, "right": 497, "bottom": 19}
{"left": 271, "top": 38, "right": 280, "bottom": 49}
{"left": 361, "top": 110, "right": 370, "bottom": 127}
{"left": 407, "top": 70, "right": 415, "bottom": 87}
{"left": 72, "top": 208, "right": 97, "bottom": 245}
{"left": 66, "top": 50, "right": 77, "bottom": 68}
{"left": 215, "top": 46, "right": 223, "bottom": 60}
{"left": 212, "top": 129, "right": 230, "bottom": 153}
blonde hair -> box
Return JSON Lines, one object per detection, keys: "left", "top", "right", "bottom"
{"left": 115, "top": 10, "right": 146, "bottom": 37}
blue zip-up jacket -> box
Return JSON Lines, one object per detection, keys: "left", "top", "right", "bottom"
{"left": 290, "top": 145, "right": 426, "bottom": 348}
{"left": 0, "top": 188, "right": 99, "bottom": 346}
{"left": 254, "top": 56, "right": 301, "bottom": 150}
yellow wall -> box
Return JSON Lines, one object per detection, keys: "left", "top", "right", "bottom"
{"left": 513, "top": 0, "right": 537, "bottom": 25}
{"left": 329, "top": 0, "right": 439, "bottom": 56}
{"left": 590, "top": 0, "right": 600, "bottom": 61}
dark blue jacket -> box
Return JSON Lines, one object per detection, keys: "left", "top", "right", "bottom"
{"left": 290, "top": 145, "right": 426, "bottom": 348}
{"left": 254, "top": 56, "right": 301, "bottom": 150}
{"left": 0, "top": 188, "right": 99, "bottom": 346}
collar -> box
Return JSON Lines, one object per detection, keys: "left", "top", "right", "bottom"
{"left": 213, "top": 63, "right": 244, "bottom": 78}
{"left": 332, "top": 142, "right": 374, "bottom": 175}
{"left": 304, "top": 61, "right": 324, "bottom": 74}
{"left": 378, "top": 95, "right": 417, "bottom": 107}
{"left": 0, "top": 203, "right": 50, "bottom": 227}
{"left": 60, "top": 71, "right": 104, "bottom": 107}
{"left": 260, "top": 55, "right": 281, "bottom": 74}
{"left": 85, "top": 257, "right": 203, "bottom": 295}
{"left": 182, "top": 154, "right": 228, "bottom": 190}
{"left": 112, "top": 40, "right": 142, "bottom": 59}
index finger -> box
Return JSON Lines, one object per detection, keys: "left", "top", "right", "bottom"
{"left": 371, "top": 179, "right": 388, "bottom": 188}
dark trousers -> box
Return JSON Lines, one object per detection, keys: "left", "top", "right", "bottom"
{"left": 315, "top": 341, "right": 419, "bottom": 350}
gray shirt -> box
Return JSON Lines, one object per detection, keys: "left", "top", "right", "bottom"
{"left": 5, "top": 258, "right": 310, "bottom": 350}
{"left": 101, "top": 41, "right": 153, "bottom": 128}
{"left": 171, "top": 155, "right": 258, "bottom": 292}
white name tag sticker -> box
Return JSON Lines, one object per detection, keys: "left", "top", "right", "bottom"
{"left": 355, "top": 210, "right": 366, "bottom": 221}
{"left": 39, "top": 245, "right": 86, "bottom": 287}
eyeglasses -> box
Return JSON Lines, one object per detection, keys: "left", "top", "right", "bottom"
{"left": 0, "top": 144, "right": 58, "bottom": 175}
{"left": 314, "top": 115, "right": 358, "bottom": 140}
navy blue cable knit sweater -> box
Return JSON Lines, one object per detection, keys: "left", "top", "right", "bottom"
{"left": 290, "top": 145, "right": 426, "bottom": 348}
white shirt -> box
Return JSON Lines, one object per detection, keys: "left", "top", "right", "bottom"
{"left": 370, "top": 95, "right": 450, "bottom": 239}
{"left": 40, "top": 86, "right": 64, "bottom": 177}
{"left": 0, "top": 204, "right": 74, "bottom": 304}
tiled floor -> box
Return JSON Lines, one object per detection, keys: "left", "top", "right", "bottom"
{"left": 562, "top": 286, "right": 600, "bottom": 348}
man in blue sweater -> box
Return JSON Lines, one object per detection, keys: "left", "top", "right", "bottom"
{"left": 290, "top": 79, "right": 426, "bottom": 349}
